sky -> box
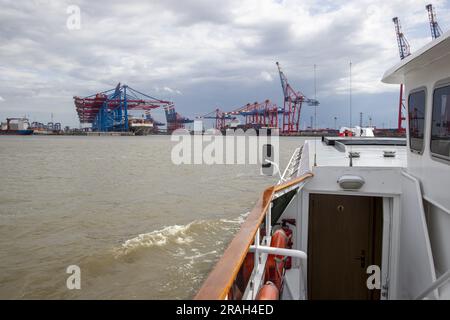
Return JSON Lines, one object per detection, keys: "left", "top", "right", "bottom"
{"left": 1, "top": 0, "right": 450, "bottom": 129}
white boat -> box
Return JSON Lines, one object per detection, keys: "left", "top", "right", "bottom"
{"left": 339, "top": 126, "right": 375, "bottom": 137}
{"left": 0, "top": 118, "right": 33, "bottom": 135}
{"left": 195, "top": 30, "right": 450, "bottom": 300}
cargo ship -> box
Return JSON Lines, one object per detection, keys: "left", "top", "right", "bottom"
{"left": 0, "top": 118, "right": 34, "bottom": 135}
{"left": 195, "top": 29, "right": 450, "bottom": 300}
{"left": 128, "top": 114, "right": 165, "bottom": 136}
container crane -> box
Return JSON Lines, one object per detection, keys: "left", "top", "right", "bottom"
{"left": 237, "top": 100, "right": 283, "bottom": 129}
{"left": 144, "top": 110, "right": 164, "bottom": 127}
{"left": 224, "top": 100, "right": 283, "bottom": 130}
{"left": 392, "top": 17, "right": 411, "bottom": 133}
{"left": 74, "top": 83, "right": 172, "bottom": 132}
{"left": 224, "top": 102, "right": 256, "bottom": 129}
{"left": 426, "top": 4, "right": 443, "bottom": 40}
{"left": 164, "top": 105, "right": 194, "bottom": 132}
{"left": 392, "top": 17, "right": 411, "bottom": 60}
{"left": 197, "top": 109, "right": 234, "bottom": 131}
{"left": 276, "top": 62, "right": 319, "bottom": 134}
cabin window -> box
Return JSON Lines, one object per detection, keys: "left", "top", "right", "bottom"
{"left": 431, "top": 85, "right": 450, "bottom": 159}
{"left": 408, "top": 90, "right": 426, "bottom": 153}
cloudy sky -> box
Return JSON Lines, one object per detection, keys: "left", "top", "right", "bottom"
{"left": 1, "top": 0, "right": 449, "bottom": 128}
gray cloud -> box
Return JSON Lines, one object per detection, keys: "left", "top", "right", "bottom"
{"left": 0, "top": 0, "right": 449, "bottom": 127}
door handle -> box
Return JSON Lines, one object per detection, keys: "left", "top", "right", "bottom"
{"left": 354, "top": 250, "right": 366, "bottom": 268}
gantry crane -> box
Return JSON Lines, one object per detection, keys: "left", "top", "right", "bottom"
{"left": 392, "top": 17, "right": 411, "bottom": 133}
{"left": 276, "top": 62, "right": 319, "bottom": 134}
{"left": 393, "top": 17, "right": 411, "bottom": 60}
{"left": 197, "top": 108, "right": 234, "bottom": 131}
{"left": 426, "top": 4, "right": 443, "bottom": 40}
{"left": 224, "top": 100, "right": 283, "bottom": 130}
{"left": 164, "top": 105, "right": 194, "bottom": 132}
{"left": 74, "top": 83, "right": 172, "bottom": 132}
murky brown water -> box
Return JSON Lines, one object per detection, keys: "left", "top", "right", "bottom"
{"left": 0, "top": 135, "right": 305, "bottom": 299}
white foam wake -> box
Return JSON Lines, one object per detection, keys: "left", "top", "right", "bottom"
{"left": 115, "top": 223, "right": 196, "bottom": 257}
{"left": 114, "top": 212, "right": 250, "bottom": 257}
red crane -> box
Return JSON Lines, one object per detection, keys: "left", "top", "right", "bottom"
{"left": 197, "top": 108, "right": 234, "bottom": 131}
{"left": 262, "top": 100, "right": 282, "bottom": 129}
{"left": 392, "top": 17, "right": 411, "bottom": 134}
{"left": 276, "top": 62, "right": 319, "bottom": 134}
{"left": 225, "top": 100, "right": 283, "bottom": 130}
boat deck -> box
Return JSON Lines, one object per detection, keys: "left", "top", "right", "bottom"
{"left": 306, "top": 137, "right": 407, "bottom": 168}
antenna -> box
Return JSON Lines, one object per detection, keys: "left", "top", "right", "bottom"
{"left": 349, "top": 61, "right": 353, "bottom": 167}
{"left": 313, "top": 64, "right": 317, "bottom": 167}
{"left": 349, "top": 62, "right": 352, "bottom": 128}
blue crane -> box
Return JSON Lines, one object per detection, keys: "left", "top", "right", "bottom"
{"left": 392, "top": 17, "right": 411, "bottom": 60}
{"left": 426, "top": 4, "right": 443, "bottom": 40}
{"left": 392, "top": 17, "right": 411, "bottom": 132}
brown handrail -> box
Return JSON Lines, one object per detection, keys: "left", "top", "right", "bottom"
{"left": 194, "top": 173, "right": 313, "bottom": 300}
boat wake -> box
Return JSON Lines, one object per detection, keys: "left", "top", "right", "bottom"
{"left": 114, "top": 212, "right": 249, "bottom": 258}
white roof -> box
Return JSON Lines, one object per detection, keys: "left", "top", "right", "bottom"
{"left": 308, "top": 139, "right": 407, "bottom": 168}
{"left": 382, "top": 30, "right": 450, "bottom": 84}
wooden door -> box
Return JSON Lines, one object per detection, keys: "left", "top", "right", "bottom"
{"left": 308, "top": 194, "right": 382, "bottom": 300}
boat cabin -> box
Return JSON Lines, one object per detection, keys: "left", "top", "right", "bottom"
{"left": 195, "top": 31, "right": 450, "bottom": 301}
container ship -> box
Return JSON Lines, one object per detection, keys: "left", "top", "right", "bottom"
{"left": 0, "top": 118, "right": 34, "bottom": 135}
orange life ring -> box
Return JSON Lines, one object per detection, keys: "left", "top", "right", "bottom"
{"left": 265, "top": 229, "right": 289, "bottom": 290}
{"left": 256, "top": 281, "right": 279, "bottom": 300}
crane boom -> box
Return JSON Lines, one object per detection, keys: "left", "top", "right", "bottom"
{"left": 197, "top": 109, "right": 234, "bottom": 130}
{"left": 275, "top": 62, "right": 319, "bottom": 133}
{"left": 276, "top": 62, "right": 289, "bottom": 102}
{"left": 392, "top": 17, "right": 411, "bottom": 60}
{"left": 392, "top": 17, "right": 410, "bottom": 133}
{"left": 426, "top": 4, "right": 443, "bottom": 40}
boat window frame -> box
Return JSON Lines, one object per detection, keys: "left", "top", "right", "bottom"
{"left": 430, "top": 79, "right": 450, "bottom": 163}
{"left": 407, "top": 87, "right": 427, "bottom": 155}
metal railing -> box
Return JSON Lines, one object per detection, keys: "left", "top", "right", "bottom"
{"left": 416, "top": 269, "right": 450, "bottom": 300}
{"left": 194, "top": 172, "right": 313, "bottom": 300}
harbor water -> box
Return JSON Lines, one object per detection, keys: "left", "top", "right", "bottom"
{"left": 0, "top": 135, "right": 306, "bottom": 299}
